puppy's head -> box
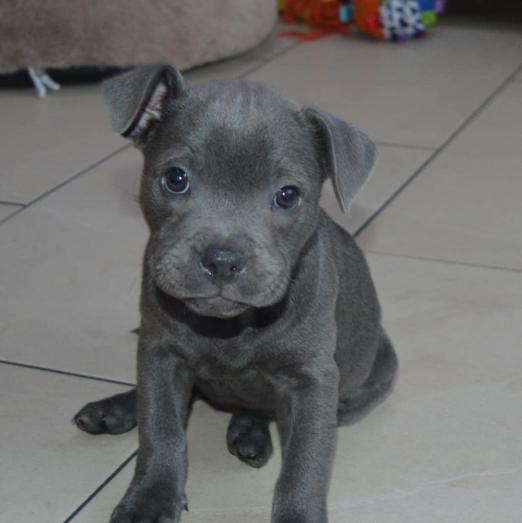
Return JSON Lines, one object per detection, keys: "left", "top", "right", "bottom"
{"left": 103, "top": 65, "right": 376, "bottom": 318}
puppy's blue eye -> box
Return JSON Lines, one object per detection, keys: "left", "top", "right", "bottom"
{"left": 161, "top": 167, "right": 189, "bottom": 194}
{"left": 274, "top": 186, "right": 301, "bottom": 209}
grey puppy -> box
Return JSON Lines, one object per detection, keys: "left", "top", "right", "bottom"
{"left": 73, "top": 64, "right": 397, "bottom": 523}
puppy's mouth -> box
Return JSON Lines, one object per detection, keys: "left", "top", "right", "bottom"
{"left": 183, "top": 295, "right": 252, "bottom": 318}
{"left": 153, "top": 264, "right": 290, "bottom": 319}
{"left": 154, "top": 280, "right": 254, "bottom": 319}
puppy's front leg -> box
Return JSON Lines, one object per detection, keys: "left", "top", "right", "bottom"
{"left": 272, "top": 366, "right": 339, "bottom": 523}
{"left": 110, "top": 338, "right": 194, "bottom": 523}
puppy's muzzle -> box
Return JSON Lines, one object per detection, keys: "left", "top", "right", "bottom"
{"left": 200, "top": 245, "right": 246, "bottom": 285}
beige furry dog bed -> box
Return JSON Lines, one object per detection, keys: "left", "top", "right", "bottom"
{"left": 0, "top": 1, "right": 277, "bottom": 74}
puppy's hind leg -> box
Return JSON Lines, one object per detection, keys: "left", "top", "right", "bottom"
{"left": 74, "top": 389, "right": 137, "bottom": 435}
{"left": 338, "top": 333, "right": 398, "bottom": 426}
{"left": 227, "top": 411, "right": 273, "bottom": 468}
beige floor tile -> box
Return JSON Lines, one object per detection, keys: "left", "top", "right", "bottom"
{"left": 71, "top": 254, "right": 522, "bottom": 523}
{"left": 0, "top": 147, "right": 145, "bottom": 382}
{"left": 321, "top": 145, "right": 431, "bottom": 233}
{"left": 246, "top": 23, "right": 522, "bottom": 148}
{"left": 242, "top": 22, "right": 299, "bottom": 61}
{"left": 0, "top": 364, "right": 136, "bottom": 523}
{"left": 184, "top": 55, "right": 265, "bottom": 84}
{"left": 358, "top": 82, "right": 522, "bottom": 270}
{"left": 328, "top": 470, "right": 522, "bottom": 523}
{"left": 0, "top": 203, "right": 21, "bottom": 221}
{"left": 0, "top": 86, "right": 126, "bottom": 204}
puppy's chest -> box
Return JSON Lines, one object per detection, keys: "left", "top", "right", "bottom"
{"left": 194, "top": 360, "right": 280, "bottom": 412}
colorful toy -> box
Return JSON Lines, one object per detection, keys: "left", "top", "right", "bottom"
{"left": 279, "top": 0, "right": 446, "bottom": 41}
{"left": 418, "top": 0, "right": 447, "bottom": 26}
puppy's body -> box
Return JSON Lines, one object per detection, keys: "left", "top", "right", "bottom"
{"left": 144, "top": 210, "right": 392, "bottom": 418}
{"left": 74, "top": 66, "right": 397, "bottom": 523}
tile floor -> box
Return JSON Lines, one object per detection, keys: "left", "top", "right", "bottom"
{"left": 1, "top": 16, "right": 522, "bottom": 523}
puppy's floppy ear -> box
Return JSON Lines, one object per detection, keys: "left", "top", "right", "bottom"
{"left": 101, "top": 64, "right": 185, "bottom": 144}
{"left": 305, "top": 107, "right": 377, "bottom": 212}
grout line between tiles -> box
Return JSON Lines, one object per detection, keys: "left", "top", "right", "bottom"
{"left": 364, "top": 249, "right": 522, "bottom": 275}
{"left": 0, "top": 199, "right": 26, "bottom": 207}
{"left": 240, "top": 40, "right": 302, "bottom": 78}
{"left": 375, "top": 141, "right": 437, "bottom": 151}
{"left": 0, "top": 144, "right": 131, "bottom": 227}
{"left": 63, "top": 450, "right": 138, "bottom": 523}
{"left": 0, "top": 359, "right": 135, "bottom": 387}
{"left": 354, "top": 60, "right": 522, "bottom": 239}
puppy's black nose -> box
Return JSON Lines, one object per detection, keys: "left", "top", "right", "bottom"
{"left": 201, "top": 247, "right": 246, "bottom": 283}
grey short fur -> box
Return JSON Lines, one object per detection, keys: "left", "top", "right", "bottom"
{"left": 73, "top": 64, "right": 397, "bottom": 523}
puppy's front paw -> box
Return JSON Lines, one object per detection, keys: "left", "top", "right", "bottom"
{"left": 273, "top": 511, "right": 327, "bottom": 523}
{"left": 273, "top": 501, "right": 328, "bottom": 523}
{"left": 110, "top": 489, "right": 186, "bottom": 523}
{"left": 110, "top": 504, "right": 177, "bottom": 523}
{"left": 73, "top": 390, "right": 136, "bottom": 435}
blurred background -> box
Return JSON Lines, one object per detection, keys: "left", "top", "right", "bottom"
{"left": 1, "top": 2, "right": 521, "bottom": 522}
